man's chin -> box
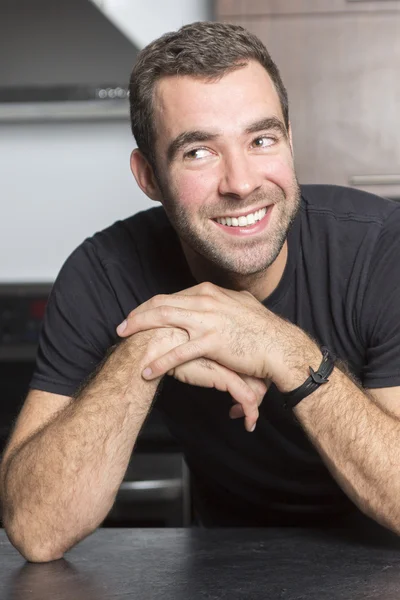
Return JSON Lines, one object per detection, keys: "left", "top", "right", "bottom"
{"left": 198, "top": 248, "right": 279, "bottom": 276}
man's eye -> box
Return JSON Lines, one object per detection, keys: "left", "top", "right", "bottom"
{"left": 252, "top": 136, "right": 275, "bottom": 148}
{"left": 184, "top": 148, "right": 211, "bottom": 160}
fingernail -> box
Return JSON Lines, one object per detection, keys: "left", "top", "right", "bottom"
{"left": 142, "top": 367, "right": 153, "bottom": 379}
{"left": 117, "top": 320, "right": 127, "bottom": 335}
{"left": 250, "top": 424, "right": 256, "bottom": 432}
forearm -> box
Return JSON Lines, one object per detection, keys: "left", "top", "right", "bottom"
{"left": 290, "top": 351, "right": 400, "bottom": 534}
{"left": 2, "top": 334, "right": 161, "bottom": 562}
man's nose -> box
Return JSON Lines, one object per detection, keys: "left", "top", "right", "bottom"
{"left": 218, "top": 152, "right": 262, "bottom": 199}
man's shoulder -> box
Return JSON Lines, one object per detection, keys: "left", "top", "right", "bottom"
{"left": 94, "top": 204, "right": 170, "bottom": 244}
{"left": 300, "top": 184, "right": 399, "bottom": 224}
{"left": 70, "top": 203, "right": 194, "bottom": 297}
{"left": 83, "top": 204, "right": 175, "bottom": 263}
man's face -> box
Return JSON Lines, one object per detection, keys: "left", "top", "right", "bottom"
{"left": 151, "top": 60, "right": 301, "bottom": 275}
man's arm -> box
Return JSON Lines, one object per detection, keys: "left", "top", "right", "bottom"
{"left": 116, "top": 282, "right": 400, "bottom": 535}
{"left": 1, "top": 321, "right": 265, "bottom": 563}
{"left": 293, "top": 362, "right": 400, "bottom": 535}
{"left": 0, "top": 330, "right": 164, "bottom": 563}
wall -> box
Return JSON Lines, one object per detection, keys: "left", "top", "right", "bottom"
{"left": 90, "top": 0, "right": 214, "bottom": 49}
{"left": 0, "top": 120, "right": 153, "bottom": 282}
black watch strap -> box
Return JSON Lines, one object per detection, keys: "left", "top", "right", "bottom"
{"left": 283, "top": 347, "right": 335, "bottom": 410}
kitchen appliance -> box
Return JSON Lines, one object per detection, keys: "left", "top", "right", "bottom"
{"left": 0, "top": 283, "right": 192, "bottom": 527}
{"left": 0, "top": 0, "right": 138, "bottom": 122}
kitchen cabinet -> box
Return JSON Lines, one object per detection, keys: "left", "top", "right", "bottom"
{"left": 216, "top": 1, "right": 400, "bottom": 198}
{"left": 217, "top": 0, "right": 400, "bottom": 18}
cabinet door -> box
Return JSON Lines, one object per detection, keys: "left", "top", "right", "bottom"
{"left": 216, "top": 9, "right": 400, "bottom": 196}
{"left": 217, "top": 0, "right": 400, "bottom": 18}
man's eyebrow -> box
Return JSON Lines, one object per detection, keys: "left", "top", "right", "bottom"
{"left": 167, "top": 130, "right": 218, "bottom": 163}
{"left": 245, "top": 117, "right": 288, "bottom": 138}
{"left": 166, "top": 116, "right": 288, "bottom": 163}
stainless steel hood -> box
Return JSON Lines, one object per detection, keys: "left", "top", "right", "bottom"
{"left": 0, "top": 0, "right": 139, "bottom": 122}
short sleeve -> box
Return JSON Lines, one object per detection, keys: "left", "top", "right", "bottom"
{"left": 30, "top": 240, "right": 125, "bottom": 397}
{"left": 361, "top": 205, "right": 400, "bottom": 388}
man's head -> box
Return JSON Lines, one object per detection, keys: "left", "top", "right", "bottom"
{"left": 129, "top": 21, "right": 289, "bottom": 172}
{"left": 129, "top": 21, "right": 301, "bottom": 280}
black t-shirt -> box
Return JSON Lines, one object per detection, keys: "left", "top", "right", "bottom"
{"left": 30, "top": 185, "right": 400, "bottom": 526}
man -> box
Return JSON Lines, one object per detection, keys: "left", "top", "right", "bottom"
{"left": 1, "top": 21, "right": 400, "bottom": 563}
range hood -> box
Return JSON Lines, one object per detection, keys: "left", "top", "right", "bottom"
{"left": 0, "top": 0, "right": 139, "bottom": 121}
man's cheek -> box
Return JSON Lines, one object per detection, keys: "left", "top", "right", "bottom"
{"left": 262, "top": 156, "right": 296, "bottom": 191}
{"left": 174, "top": 173, "right": 214, "bottom": 206}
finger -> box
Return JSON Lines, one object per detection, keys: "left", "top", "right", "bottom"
{"left": 116, "top": 292, "right": 207, "bottom": 336}
{"left": 118, "top": 305, "right": 209, "bottom": 338}
{"left": 239, "top": 375, "right": 269, "bottom": 404}
{"left": 146, "top": 350, "right": 259, "bottom": 431}
{"left": 229, "top": 403, "right": 245, "bottom": 419}
{"left": 142, "top": 336, "right": 210, "bottom": 379}
{"left": 116, "top": 284, "right": 248, "bottom": 338}
{"left": 162, "top": 356, "right": 259, "bottom": 432}
{"left": 229, "top": 375, "right": 270, "bottom": 423}
{"left": 139, "top": 294, "right": 214, "bottom": 315}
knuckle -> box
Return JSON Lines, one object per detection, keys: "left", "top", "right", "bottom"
{"left": 199, "top": 281, "right": 215, "bottom": 295}
{"left": 126, "top": 314, "right": 136, "bottom": 327}
{"left": 159, "top": 305, "right": 172, "bottom": 318}
{"left": 246, "top": 391, "right": 258, "bottom": 409}
{"left": 151, "top": 294, "right": 166, "bottom": 306}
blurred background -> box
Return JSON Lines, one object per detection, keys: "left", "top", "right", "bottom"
{"left": 0, "top": 0, "right": 399, "bottom": 528}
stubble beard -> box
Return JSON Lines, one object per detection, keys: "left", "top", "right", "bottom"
{"left": 159, "top": 179, "right": 302, "bottom": 276}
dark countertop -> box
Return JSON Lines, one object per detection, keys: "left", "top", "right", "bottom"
{"left": 1, "top": 526, "right": 400, "bottom": 599}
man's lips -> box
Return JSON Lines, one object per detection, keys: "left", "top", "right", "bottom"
{"left": 212, "top": 205, "right": 270, "bottom": 220}
{"left": 211, "top": 205, "right": 272, "bottom": 236}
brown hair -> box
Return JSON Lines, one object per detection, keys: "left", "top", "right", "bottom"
{"left": 129, "top": 21, "right": 289, "bottom": 170}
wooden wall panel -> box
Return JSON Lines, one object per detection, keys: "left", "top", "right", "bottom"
{"left": 213, "top": 5, "right": 400, "bottom": 195}
{"left": 216, "top": 0, "right": 400, "bottom": 19}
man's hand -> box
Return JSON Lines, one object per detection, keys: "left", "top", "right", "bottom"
{"left": 131, "top": 326, "right": 268, "bottom": 432}
{"left": 117, "top": 282, "right": 314, "bottom": 392}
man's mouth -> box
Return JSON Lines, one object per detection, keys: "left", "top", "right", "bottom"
{"left": 213, "top": 206, "right": 267, "bottom": 228}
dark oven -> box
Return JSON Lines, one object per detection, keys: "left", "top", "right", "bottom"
{"left": 0, "top": 283, "right": 192, "bottom": 528}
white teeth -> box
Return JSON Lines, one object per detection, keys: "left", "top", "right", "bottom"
{"left": 215, "top": 207, "right": 267, "bottom": 227}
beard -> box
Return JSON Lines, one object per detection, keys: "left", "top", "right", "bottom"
{"left": 158, "top": 177, "right": 301, "bottom": 277}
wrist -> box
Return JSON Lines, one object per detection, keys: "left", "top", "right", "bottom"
{"left": 282, "top": 346, "right": 336, "bottom": 410}
{"left": 272, "top": 343, "right": 322, "bottom": 394}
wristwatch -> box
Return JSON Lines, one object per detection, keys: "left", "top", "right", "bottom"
{"left": 283, "top": 346, "right": 336, "bottom": 410}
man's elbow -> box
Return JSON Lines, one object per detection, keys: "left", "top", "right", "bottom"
{"left": 2, "top": 507, "right": 66, "bottom": 563}
{"left": 4, "top": 522, "right": 65, "bottom": 562}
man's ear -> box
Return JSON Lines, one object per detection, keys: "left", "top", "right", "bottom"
{"left": 130, "top": 149, "right": 162, "bottom": 201}
{"left": 288, "top": 122, "right": 294, "bottom": 156}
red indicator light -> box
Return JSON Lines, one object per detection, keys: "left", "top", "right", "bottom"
{"left": 30, "top": 299, "right": 47, "bottom": 320}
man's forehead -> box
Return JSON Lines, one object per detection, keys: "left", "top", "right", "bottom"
{"left": 153, "top": 62, "right": 283, "bottom": 135}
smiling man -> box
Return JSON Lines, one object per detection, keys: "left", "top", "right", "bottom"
{"left": 2, "top": 22, "right": 400, "bottom": 562}
{"left": 132, "top": 61, "right": 300, "bottom": 289}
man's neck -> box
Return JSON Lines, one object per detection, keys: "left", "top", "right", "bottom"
{"left": 180, "top": 240, "right": 288, "bottom": 302}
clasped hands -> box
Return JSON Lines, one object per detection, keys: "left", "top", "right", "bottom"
{"left": 116, "top": 281, "right": 288, "bottom": 432}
